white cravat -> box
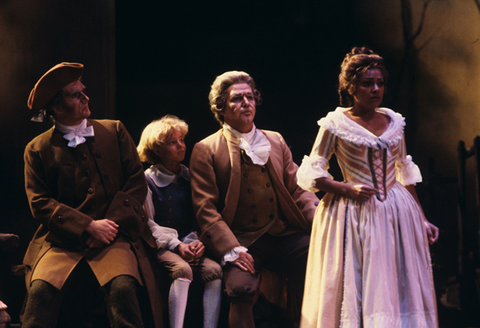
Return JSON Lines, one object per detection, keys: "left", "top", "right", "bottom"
{"left": 223, "top": 123, "right": 271, "bottom": 165}
{"left": 55, "top": 119, "right": 94, "bottom": 148}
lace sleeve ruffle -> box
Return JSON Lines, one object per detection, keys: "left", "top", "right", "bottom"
{"left": 396, "top": 155, "right": 422, "bottom": 186}
{"left": 297, "top": 154, "right": 333, "bottom": 193}
{"left": 221, "top": 246, "right": 249, "bottom": 266}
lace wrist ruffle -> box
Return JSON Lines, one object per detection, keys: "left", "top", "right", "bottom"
{"left": 221, "top": 246, "right": 248, "bottom": 266}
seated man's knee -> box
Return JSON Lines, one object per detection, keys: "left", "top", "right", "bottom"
{"left": 106, "top": 275, "right": 138, "bottom": 298}
{"left": 29, "top": 279, "right": 58, "bottom": 297}
{"left": 224, "top": 269, "right": 257, "bottom": 303}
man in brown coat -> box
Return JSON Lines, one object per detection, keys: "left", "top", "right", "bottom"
{"left": 189, "top": 71, "right": 319, "bottom": 328}
{"left": 22, "top": 62, "right": 162, "bottom": 328}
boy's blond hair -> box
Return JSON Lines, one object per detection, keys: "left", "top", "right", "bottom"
{"left": 137, "top": 115, "right": 188, "bottom": 164}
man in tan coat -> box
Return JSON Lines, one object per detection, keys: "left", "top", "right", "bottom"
{"left": 190, "top": 71, "right": 319, "bottom": 328}
{"left": 22, "top": 62, "right": 162, "bottom": 328}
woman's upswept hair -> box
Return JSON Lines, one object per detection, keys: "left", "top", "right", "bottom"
{"left": 208, "top": 71, "right": 262, "bottom": 126}
{"left": 137, "top": 114, "right": 188, "bottom": 164}
{"left": 338, "top": 46, "right": 388, "bottom": 106}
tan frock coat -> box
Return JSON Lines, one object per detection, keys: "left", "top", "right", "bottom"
{"left": 23, "top": 119, "right": 163, "bottom": 327}
{"left": 190, "top": 128, "right": 319, "bottom": 304}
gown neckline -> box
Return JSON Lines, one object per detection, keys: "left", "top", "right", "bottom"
{"left": 341, "top": 108, "right": 392, "bottom": 138}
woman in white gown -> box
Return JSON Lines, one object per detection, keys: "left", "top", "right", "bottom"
{"left": 297, "top": 47, "right": 439, "bottom": 328}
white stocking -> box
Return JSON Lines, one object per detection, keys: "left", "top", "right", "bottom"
{"left": 203, "top": 279, "right": 222, "bottom": 328}
{"left": 169, "top": 278, "right": 191, "bottom": 328}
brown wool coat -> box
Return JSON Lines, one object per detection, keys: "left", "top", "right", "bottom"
{"left": 24, "top": 119, "right": 163, "bottom": 327}
{"left": 190, "top": 128, "right": 319, "bottom": 257}
{"left": 190, "top": 128, "right": 319, "bottom": 305}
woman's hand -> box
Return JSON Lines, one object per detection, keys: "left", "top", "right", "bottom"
{"left": 404, "top": 185, "right": 440, "bottom": 245}
{"left": 424, "top": 220, "right": 439, "bottom": 245}
{"left": 315, "top": 177, "right": 376, "bottom": 202}
{"left": 346, "top": 184, "right": 377, "bottom": 202}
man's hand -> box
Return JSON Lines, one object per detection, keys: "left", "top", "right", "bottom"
{"left": 85, "top": 219, "right": 118, "bottom": 248}
{"left": 232, "top": 251, "right": 255, "bottom": 274}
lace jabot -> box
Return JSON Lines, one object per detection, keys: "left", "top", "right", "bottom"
{"left": 318, "top": 107, "right": 405, "bottom": 148}
{"left": 223, "top": 123, "right": 271, "bottom": 165}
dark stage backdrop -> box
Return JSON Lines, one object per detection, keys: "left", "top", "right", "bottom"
{"left": 0, "top": 0, "right": 116, "bottom": 322}
{"left": 115, "top": 0, "right": 359, "bottom": 166}
{"left": 0, "top": 0, "right": 477, "bottom": 326}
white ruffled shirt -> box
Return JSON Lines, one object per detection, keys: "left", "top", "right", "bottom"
{"left": 297, "top": 107, "right": 422, "bottom": 193}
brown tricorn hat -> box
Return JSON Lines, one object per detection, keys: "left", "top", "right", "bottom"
{"left": 27, "top": 62, "right": 84, "bottom": 110}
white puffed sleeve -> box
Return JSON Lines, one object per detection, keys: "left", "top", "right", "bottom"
{"left": 296, "top": 127, "right": 336, "bottom": 193}
{"left": 395, "top": 137, "right": 422, "bottom": 186}
{"left": 297, "top": 155, "right": 332, "bottom": 192}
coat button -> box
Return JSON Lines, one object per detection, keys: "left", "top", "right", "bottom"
{"left": 168, "top": 196, "right": 172, "bottom": 201}
{"left": 87, "top": 188, "right": 93, "bottom": 194}
{"left": 81, "top": 153, "right": 87, "bottom": 160}
{"left": 124, "top": 199, "right": 130, "bottom": 206}
{"left": 244, "top": 173, "right": 249, "bottom": 178}
{"left": 266, "top": 183, "right": 271, "bottom": 187}
{"left": 168, "top": 208, "right": 172, "bottom": 213}
{"left": 251, "top": 204, "right": 256, "bottom": 208}
{"left": 57, "top": 216, "right": 65, "bottom": 224}
{"left": 247, "top": 189, "right": 253, "bottom": 193}
{"left": 206, "top": 232, "right": 211, "bottom": 239}
{"left": 261, "top": 168, "right": 266, "bottom": 173}
{"left": 134, "top": 206, "right": 139, "bottom": 212}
